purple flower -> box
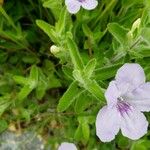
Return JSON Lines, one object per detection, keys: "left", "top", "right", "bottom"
{"left": 96, "top": 63, "right": 150, "bottom": 142}
{"left": 58, "top": 142, "right": 77, "bottom": 150}
{"left": 65, "top": 0, "right": 98, "bottom": 14}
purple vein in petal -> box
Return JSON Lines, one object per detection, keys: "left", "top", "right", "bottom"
{"left": 78, "top": 0, "right": 85, "bottom": 2}
{"left": 117, "top": 97, "right": 131, "bottom": 116}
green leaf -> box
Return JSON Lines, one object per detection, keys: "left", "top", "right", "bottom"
{"left": 107, "top": 23, "right": 129, "bottom": 45}
{"left": 13, "top": 76, "right": 28, "bottom": 86}
{"left": 73, "top": 69, "right": 104, "bottom": 101}
{"left": 47, "top": 74, "right": 61, "bottom": 89}
{"left": 57, "top": 81, "right": 82, "bottom": 112}
{"left": 131, "top": 46, "right": 150, "bottom": 58}
{"left": 43, "top": 60, "right": 55, "bottom": 74}
{"left": 141, "top": 9, "right": 150, "bottom": 27}
{"left": 73, "top": 69, "right": 84, "bottom": 84}
{"left": 84, "top": 79, "right": 104, "bottom": 101}
{"left": 22, "top": 55, "right": 40, "bottom": 64}
{"left": 117, "top": 136, "right": 129, "bottom": 149}
{"left": 82, "top": 122, "right": 90, "bottom": 141}
{"left": 36, "top": 20, "right": 58, "bottom": 43}
{"left": 18, "top": 85, "right": 33, "bottom": 101}
{"left": 84, "top": 58, "right": 96, "bottom": 78}
{"left": 36, "top": 78, "right": 47, "bottom": 100}
{"left": 43, "top": 0, "right": 62, "bottom": 20}
{"left": 28, "top": 65, "right": 38, "bottom": 89}
{"left": 95, "top": 64, "right": 122, "bottom": 80}
{"left": 15, "top": 66, "right": 39, "bottom": 101}
{"left": 55, "top": 7, "right": 68, "bottom": 34}
{"left": 29, "top": 65, "right": 38, "bottom": 82}
{"left": 141, "top": 27, "right": 150, "bottom": 44}
{"left": 75, "top": 91, "right": 91, "bottom": 113}
{"left": 131, "top": 140, "right": 148, "bottom": 150}
{"left": 74, "top": 124, "right": 82, "bottom": 141}
{"left": 62, "top": 65, "right": 73, "bottom": 80}
{"left": 0, "top": 119, "right": 8, "bottom": 133}
{"left": 67, "top": 35, "right": 84, "bottom": 70}
{"left": 122, "top": 0, "right": 144, "bottom": 7}
{"left": 20, "top": 108, "right": 31, "bottom": 122}
{"left": 82, "top": 24, "right": 93, "bottom": 38}
{"left": 0, "top": 95, "right": 11, "bottom": 116}
{"left": 0, "top": 51, "right": 8, "bottom": 63}
{"left": 78, "top": 116, "right": 90, "bottom": 141}
{"left": 35, "top": 69, "right": 47, "bottom": 99}
{"left": 0, "top": 6, "right": 17, "bottom": 30}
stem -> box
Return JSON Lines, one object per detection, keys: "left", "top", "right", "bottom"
{"left": 111, "top": 51, "right": 126, "bottom": 63}
{"left": 38, "top": 111, "right": 97, "bottom": 117}
{"left": 129, "top": 37, "right": 141, "bottom": 50}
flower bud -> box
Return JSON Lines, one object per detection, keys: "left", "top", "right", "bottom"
{"left": 50, "top": 45, "right": 60, "bottom": 54}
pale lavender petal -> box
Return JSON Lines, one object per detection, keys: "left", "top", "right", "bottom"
{"left": 81, "top": 0, "right": 98, "bottom": 10}
{"left": 115, "top": 63, "right": 145, "bottom": 92}
{"left": 96, "top": 106, "right": 120, "bottom": 142}
{"left": 116, "top": 81, "right": 135, "bottom": 95}
{"left": 65, "top": 0, "right": 81, "bottom": 14}
{"left": 58, "top": 142, "right": 77, "bottom": 150}
{"left": 105, "top": 81, "right": 120, "bottom": 106}
{"left": 126, "top": 82, "right": 150, "bottom": 112}
{"left": 120, "top": 107, "right": 148, "bottom": 140}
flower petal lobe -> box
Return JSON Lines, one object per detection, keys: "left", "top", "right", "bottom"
{"left": 96, "top": 106, "right": 120, "bottom": 142}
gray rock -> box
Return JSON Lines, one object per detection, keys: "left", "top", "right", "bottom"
{"left": 0, "top": 131, "right": 45, "bottom": 150}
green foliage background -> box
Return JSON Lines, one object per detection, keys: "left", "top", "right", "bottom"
{"left": 0, "top": 0, "right": 150, "bottom": 149}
